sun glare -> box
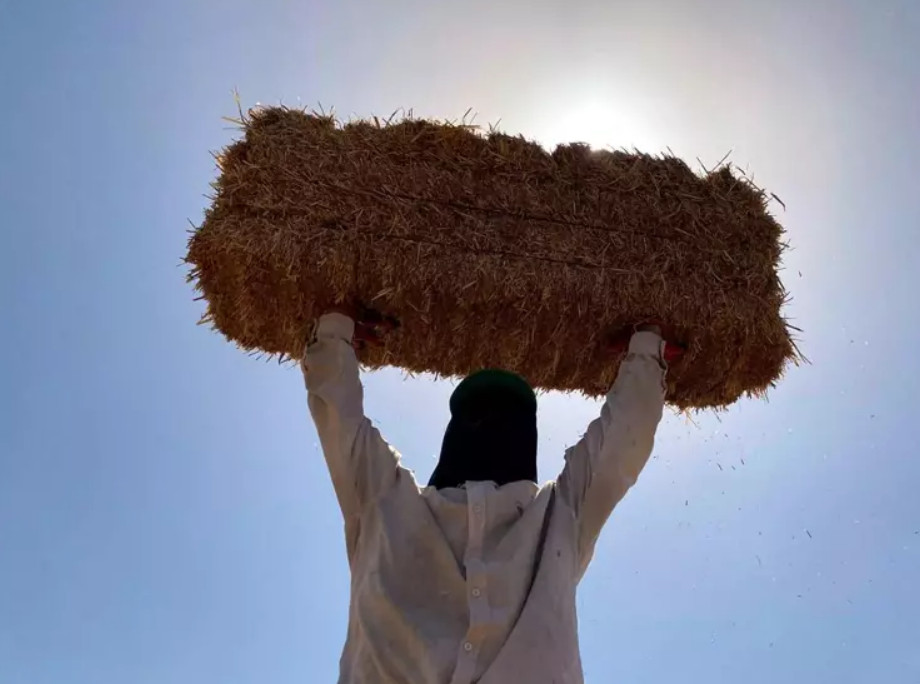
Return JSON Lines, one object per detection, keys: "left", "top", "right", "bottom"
{"left": 532, "top": 98, "right": 662, "bottom": 153}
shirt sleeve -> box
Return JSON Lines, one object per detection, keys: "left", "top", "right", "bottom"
{"left": 556, "top": 331, "right": 667, "bottom": 575}
{"left": 302, "top": 313, "right": 401, "bottom": 527}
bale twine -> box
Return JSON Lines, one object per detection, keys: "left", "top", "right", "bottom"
{"left": 186, "top": 106, "right": 797, "bottom": 409}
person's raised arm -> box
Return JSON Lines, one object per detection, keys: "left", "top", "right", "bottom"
{"left": 556, "top": 326, "right": 672, "bottom": 575}
{"left": 302, "top": 309, "right": 401, "bottom": 545}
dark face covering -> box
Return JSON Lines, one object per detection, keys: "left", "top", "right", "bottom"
{"left": 428, "top": 370, "right": 538, "bottom": 489}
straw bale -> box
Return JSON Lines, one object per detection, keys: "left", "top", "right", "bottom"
{"left": 186, "top": 106, "right": 797, "bottom": 409}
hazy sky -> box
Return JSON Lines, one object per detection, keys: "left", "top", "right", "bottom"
{"left": 2, "top": 0, "right": 918, "bottom": 682}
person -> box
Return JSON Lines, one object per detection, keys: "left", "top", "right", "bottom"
{"left": 302, "top": 304, "right": 682, "bottom": 684}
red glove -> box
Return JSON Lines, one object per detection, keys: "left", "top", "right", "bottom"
{"left": 662, "top": 341, "right": 686, "bottom": 363}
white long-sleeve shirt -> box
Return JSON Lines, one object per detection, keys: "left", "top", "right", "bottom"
{"left": 303, "top": 313, "right": 667, "bottom": 684}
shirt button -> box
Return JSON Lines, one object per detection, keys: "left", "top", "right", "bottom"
{"left": 473, "top": 504, "right": 483, "bottom": 514}
{"left": 463, "top": 641, "right": 473, "bottom": 652}
{"left": 471, "top": 587, "right": 482, "bottom": 598}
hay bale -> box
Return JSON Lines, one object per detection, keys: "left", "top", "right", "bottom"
{"left": 186, "top": 106, "right": 797, "bottom": 409}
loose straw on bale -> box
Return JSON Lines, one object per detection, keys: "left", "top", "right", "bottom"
{"left": 186, "top": 106, "right": 798, "bottom": 409}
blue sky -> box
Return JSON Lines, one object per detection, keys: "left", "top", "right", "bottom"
{"left": 1, "top": 0, "right": 918, "bottom": 682}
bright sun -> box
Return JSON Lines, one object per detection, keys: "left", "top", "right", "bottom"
{"left": 532, "top": 98, "right": 662, "bottom": 153}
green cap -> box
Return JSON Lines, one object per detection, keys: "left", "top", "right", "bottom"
{"left": 450, "top": 369, "right": 537, "bottom": 416}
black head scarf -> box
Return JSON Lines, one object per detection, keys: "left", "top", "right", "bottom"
{"left": 428, "top": 370, "right": 538, "bottom": 489}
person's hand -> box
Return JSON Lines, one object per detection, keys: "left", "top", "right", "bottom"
{"left": 607, "top": 320, "right": 686, "bottom": 363}
{"left": 635, "top": 319, "right": 686, "bottom": 362}
{"left": 322, "top": 301, "right": 399, "bottom": 350}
